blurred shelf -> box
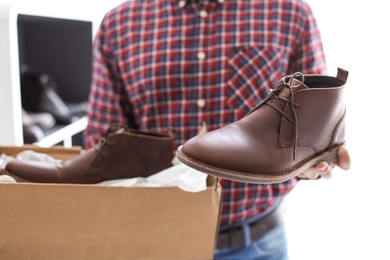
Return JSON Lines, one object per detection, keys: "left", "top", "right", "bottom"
{"left": 34, "top": 116, "right": 88, "bottom": 147}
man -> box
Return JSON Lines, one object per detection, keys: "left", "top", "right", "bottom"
{"left": 84, "top": 1, "right": 351, "bottom": 259}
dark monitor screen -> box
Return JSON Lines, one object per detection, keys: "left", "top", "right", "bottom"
{"left": 17, "top": 14, "right": 93, "bottom": 103}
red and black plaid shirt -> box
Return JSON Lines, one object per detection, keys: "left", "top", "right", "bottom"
{"left": 84, "top": 0, "right": 326, "bottom": 229}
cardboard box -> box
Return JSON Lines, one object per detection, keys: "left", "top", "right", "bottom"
{"left": 0, "top": 145, "right": 222, "bottom": 259}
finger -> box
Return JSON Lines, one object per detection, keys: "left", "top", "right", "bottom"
{"left": 316, "top": 162, "right": 333, "bottom": 179}
{"left": 297, "top": 166, "right": 321, "bottom": 180}
{"left": 316, "top": 161, "right": 329, "bottom": 172}
{"left": 337, "top": 146, "right": 351, "bottom": 170}
{"left": 320, "top": 169, "right": 333, "bottom": 179}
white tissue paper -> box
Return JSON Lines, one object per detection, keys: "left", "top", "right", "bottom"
{"left": 16, "top": 150, "right": 61, "bottom": 163}
{"left": 0, "top": 153, "right": 17, "bottom": 182}
{"left": 0, "top": 174, "right": 17, "bottom": 183}
{"left": 0, "top": 153, "right": 15, "bottom": 169}
{"left": 98, "top": 157, "right": 208, "bottom": 193}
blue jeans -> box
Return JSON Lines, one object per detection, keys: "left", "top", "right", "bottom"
{"left": 214, "top": 223, "right": 289, "bottom": 260}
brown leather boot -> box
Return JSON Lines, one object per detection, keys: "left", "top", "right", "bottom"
{"left": 3, "top": 125, "right": 175, "bottom": 184}
{"left": 177, "top": 68, "right": 348, "bottom": 184}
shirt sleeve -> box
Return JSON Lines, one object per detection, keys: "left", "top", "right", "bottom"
{"left": 287, "top": 2, "right": 327, "bottom": 75}
{"left": 83, "top": 13, "right": 135, "bottom": 149}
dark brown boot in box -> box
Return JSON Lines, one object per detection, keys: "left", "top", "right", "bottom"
{"left": 3, "top": 125, "right": 175, "bottom": 184}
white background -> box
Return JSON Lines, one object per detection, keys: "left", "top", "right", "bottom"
{"left": 2, "top": 0, "right": 389, "bottom": 259}
{"left": 286, "top": 1, "right": 390, "bottom": 259}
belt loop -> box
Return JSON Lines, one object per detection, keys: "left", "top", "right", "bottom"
{"left": 242, "top": 222, "right": 252, "bottom": 247}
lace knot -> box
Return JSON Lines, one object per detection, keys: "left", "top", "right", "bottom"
{"left": 266, "top": 72, "right": 305, "bottom": 160}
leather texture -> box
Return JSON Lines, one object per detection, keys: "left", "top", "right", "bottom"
{"left": 177, "top": 69, "right": 348, "bottom": 184}
{"left": 4, "top": 126, "right": 175, "bottom": 184}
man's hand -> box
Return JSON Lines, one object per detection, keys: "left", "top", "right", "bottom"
{"left": 297, "top": 146, "right": 351, "bottom": 180}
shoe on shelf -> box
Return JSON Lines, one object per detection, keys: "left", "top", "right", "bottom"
{"left": 20, "top": 64, "right": 81, "bottom": 125}
{"left": 22, "top": 109, "right": 55, "bottom": 130}
{"left": 177, "top": 68, "right": 348, "bottom": 184}
{"left": 3, "top": 124, "right": 175, "bottom": 184}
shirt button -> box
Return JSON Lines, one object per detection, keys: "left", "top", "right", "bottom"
{"left": 178, "top": 0, "right": 185, "bottom": 8}
{"left": 199, "top": 10, "right": 208, "bottom": 18}
{"left": 197, "top": 99, "right": 206, "bottom": 108}
{"left": 197, "top": 51, "right": 206, "bottom": 60}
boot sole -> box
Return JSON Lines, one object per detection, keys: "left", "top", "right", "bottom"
{"left": 176, "top": 146, "right": 339, "bottom": 184}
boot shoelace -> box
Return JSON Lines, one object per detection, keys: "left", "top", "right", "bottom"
{"left": 93, "top": 124, "right": 130, "bottom": 158}
{"left": 265, "top": 72, "right": 305, "bottom": 161}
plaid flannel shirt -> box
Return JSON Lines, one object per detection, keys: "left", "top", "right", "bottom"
{"left": 84, "top": 0, "right": 326, "bottom": 228}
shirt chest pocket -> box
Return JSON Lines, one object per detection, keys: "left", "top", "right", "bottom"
{"left": 226, "top": 46, "right": 287, "bottom": 118}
